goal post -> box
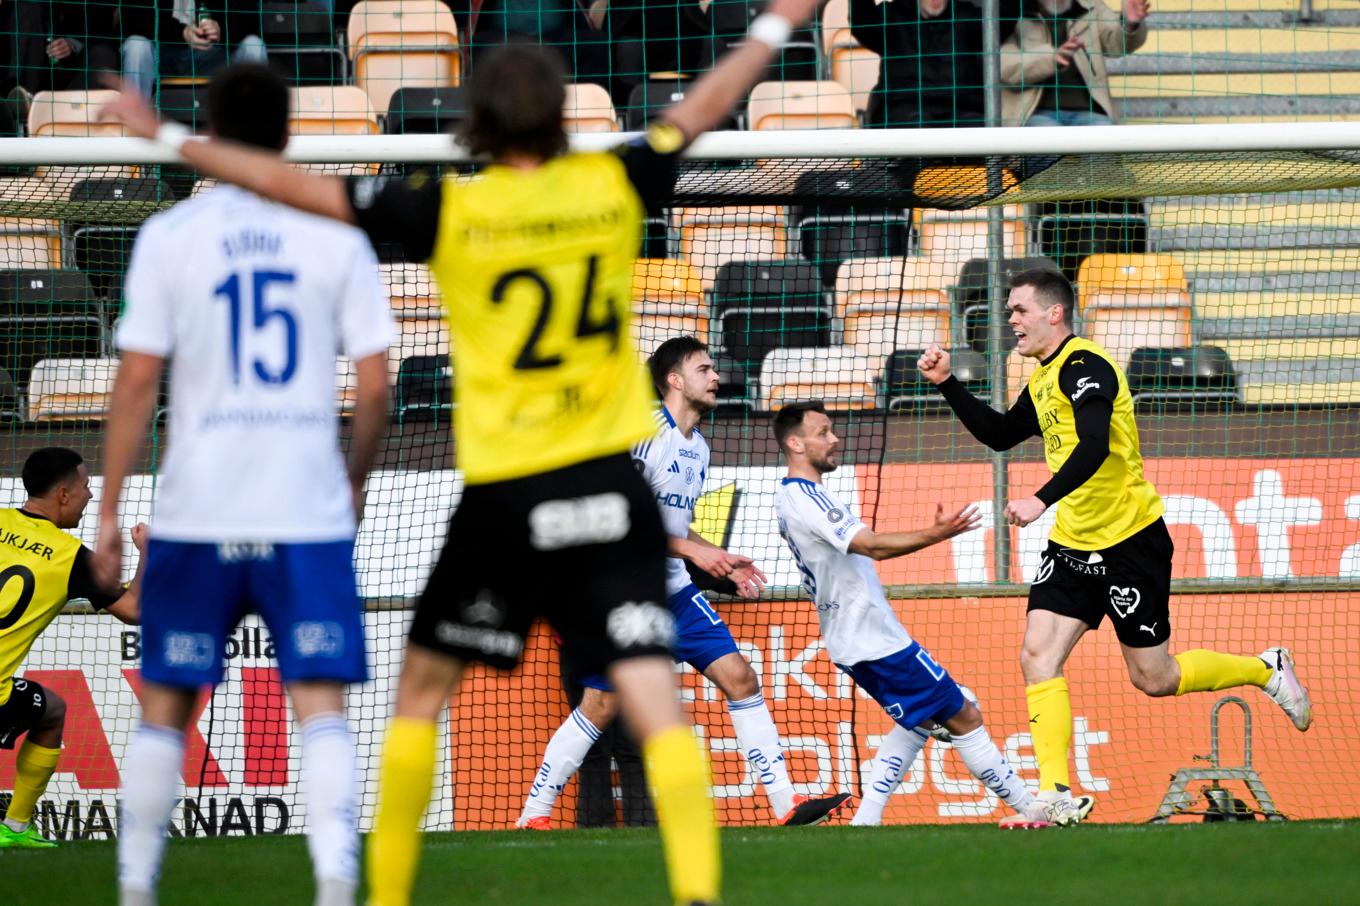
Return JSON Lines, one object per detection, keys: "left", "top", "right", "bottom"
{"left": 1, "top": 124, "right": 1359, "bottom": 837}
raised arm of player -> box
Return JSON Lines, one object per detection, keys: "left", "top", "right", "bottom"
{"left": 104, "top": 522, "right": 150, "bottom": 625}
{"left": 98, "top": 81, "right": 355, "bottom": 224}
{"left": 93, "top": 351, "right": 163, "bottom": 589}
{"left": 846, "top": 503, "right": 982, "bottom": 562}
{"left": 919, "top": 343, "right": 1041, "bottom": 452}
{"left": 656, "top": 0, "right": 825, "bottom": 145}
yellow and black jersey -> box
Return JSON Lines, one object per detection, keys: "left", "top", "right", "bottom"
{"left": 0, "top": 508, "right": 116, "bottom": 705}
{"left": 936, "top": 335, "right": 1163, "bottom": 551}
{"left": 346, "top": 125, "right": 685, "bottom": 485}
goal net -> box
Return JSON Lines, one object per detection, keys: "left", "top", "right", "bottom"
{"left": 1, "top": 126, "right": 1358, "bottom": 839}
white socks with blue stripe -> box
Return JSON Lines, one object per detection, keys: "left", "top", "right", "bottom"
{"left": 950, "top": 725, "right": 1034, "bottom": 812}
{"left": 118, "top": 724, "right": 186, "bottom": 901}
{"left": 726, "top": 693, "right": 795, "bottom": 817}
{"left": 518, "top": 707, "right": 601, "bottom": 824}
{"left": 852, "top": 725, "right": 928, "bottom": 826}
{"left": 299, "top": 712, "right": 359, "bottom": 895}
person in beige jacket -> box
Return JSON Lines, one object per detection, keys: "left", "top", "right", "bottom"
{"left": 1000, "top": 0, "right": 1149, "bottom": 126}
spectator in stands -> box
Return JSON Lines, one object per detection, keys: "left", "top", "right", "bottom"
{"left": 1000, "top": 0, "right": 1149, "bottom": 126}
{"left": 2, "top": 0, "right": 119, "bottom": 109}
{"left": 118, "top": 1, "right": 268, "bottom": 98}
{"left": 452, "top": 0, "right": 611, "bottom": 85}
{"left": 851, "top": 0, "right": 1020, "bottom": 129}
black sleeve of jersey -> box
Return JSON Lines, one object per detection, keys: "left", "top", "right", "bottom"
{"left": 936, "top": 375, "right": 1041, "bottom": 451}
{"left": 68, "top": 546, "right": 119, "bottom": 611}
{"left": 345, "top": 171, "right": 443, "bottom": 262}
{"left": 1057, "top": 352, "right": 1120, "bottom": 411}
{"left": 686, "top": 560, "right": 739, "bottom": 596}
{"left": 616, "top": 124, "right": 684, "bottom": 216}
{"left": 1035, "top": 398, "right": 1113, "bottom": 507}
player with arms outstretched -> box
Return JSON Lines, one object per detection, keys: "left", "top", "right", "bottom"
{"left": 772, "top": 402, "right": 1054, "bottom": 828}
{"left": 93, "top": 66, "right": 394, "bottom": 906}
{"left": 516, "top": 337, "right": 851, "bottom": 830}
{"left": 918, "top": 268, "right": 1311, "bottom": 825}
{"left": 101, "top": 4, "right": 823, "bottom": 902}
{"left": 0, "top": 448, "right": 144, "bottom": 848}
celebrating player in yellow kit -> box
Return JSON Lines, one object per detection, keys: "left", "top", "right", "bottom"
{"left": 919, "top": 268, "right": 1312, "bottom": 826}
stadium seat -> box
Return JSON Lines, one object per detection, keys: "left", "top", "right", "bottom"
{"left": 821, "top": 0, "right": 877, "bottom": 114}
{"left": 746, "top": 81, "right": 856, "bottom": 130}
{"left": 712, "top": 260, "right": 831, "bottom": 403}
{"left": 335, "top": 356, "right": 359, "bottom": 412}
{"left": 0, "top": 367, "right": 20, "bottom": 422}
{"left": 1126, "top": 346, "right": 1239, "bottom": 411}
{"left": 564, "top": 83, "right": 619, "bottom": 133}
{"left": 625, "top": 79, "right": 689, "bottom": 132}
{"left": 1076, "top": 253, "right": 1193, "bottom": 368}
{"left": 26, "top": 357, "right": 117, "bottom": 421}
{"left": 27, "top": 90, "right": 125, "bottom": 137}
{"left": 0, "top": 269, "right": 104, "bottom": 392}
{"left": 390, "top": 314, "right": 449, "bottom": 387}
{"left": 955, "top": 256, "right": 1062, "bottom": 353}
{"left": 916, "top": 204, "right": 1027, "bottom": 264}
{"left": 395, "top": 353, "right": 453, "bottom": 423}
{"left": 1006, "top": 345, "right": 1037, "bottom": 404}
{"left": 157, "top": 86, "right": 207, "bottom": 132}
{"left": 674, "top": 206, "right": 788, "bottom": 288}
{"left": 263, "top": 1, "right": 346, "bottom": 87}
{"left": 883, "top": 347, "right": 987, "bottom": 412}
{"left": 912, "top": 166, "right": 1016, "bottom": 208}
{"left": 347, "top": 0, "right": 460, "bottom": 117}
{"left": 632, "top": 259, "right": 707, "bottom": 355}
{"left": 66, "top": 178, "right": 177, "bottom": 299}
{"left": 1036, "top": 199, "right": 1149, "bottom": 281}
{"left": 0, "top": 219, "right": 60, "bottom": 270}
{"left": 382, "top": 262, "right": 440, "bottom": 315}
{"left": 383, "top": 86, "right": 467, "bottom": 134}
{"left": 759, "top": 346, "right": 877, "bottom": 411}
{"left": 289, "top": 86, "right": 380, "bottom": 135}
{"left": 834, "top": 256, "right": 951, "bottom": 358}
{"left": 792, "top": 170, "right": 910, "bottom": 285}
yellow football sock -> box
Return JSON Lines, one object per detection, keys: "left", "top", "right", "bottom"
{"left": 1026, "top": 677, "right": 1072, "bottom": 792}
{"left": 6, "top": 740, "right": 61, "bottom": 826}
{"left": 642, "top": 725, "right": 720, "bottom": 906}
{"left": 367, "top": 717, "right": 437, "bottom": 906}
{"left": 1175, "top": 649, "right": 1271, "bottom": 696}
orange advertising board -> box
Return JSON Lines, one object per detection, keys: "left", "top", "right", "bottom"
{"left": 451, "top": 592, "right": 1360, "bottom": 828}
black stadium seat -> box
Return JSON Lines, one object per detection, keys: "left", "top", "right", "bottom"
{"left": 67, "top": 178, "right": 177, "bottom": 300}
{"left": 396, "top": 354, "right": 453, "bottom": 423}
{"left": 384, "top": 87, "right": 468, "bottom": 135}
{"left": 712, "top": 260, "right": 830, "bottom": 404}
{"left": 0, "top": 269, "right": 103, "bottom": 391}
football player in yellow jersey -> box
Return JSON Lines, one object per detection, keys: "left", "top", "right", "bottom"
{"left": 918, "top": 268, "right": 1312, "bottom": 828}
{"left": 0, "top": 448, "right": 144, "bottom": 848}
{"left": 102, "top": 2, "right": 821, "bottom": 901}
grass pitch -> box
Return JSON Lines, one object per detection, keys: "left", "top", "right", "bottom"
{"left": 5, "top": 821, "right": 1358, "bottom": 906}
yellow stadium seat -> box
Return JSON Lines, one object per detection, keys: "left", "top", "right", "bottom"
{"left": 382, "top": 262, "right": 440, "bottom": 316}
{"left": 348, "top": 0, "right": 461, "bottom": 116}
{"left": 912, "top": 166, "right": 1017, "bottom": 205}
{"left": 830, "top": 45, "right": 879, "bottom": 115}
{"left": 27, "top": 357, "right": 118, "bottom": 422}
{"left": 1076, "top": 253, "right": 1188, "bottom": 294}
{"left": 27, "top": 90, "right": 125, "bottom": 137}
{"left": 675, "top": 206, "right": 788, "bottom": 288}
{"left": 0, "top": 219, "right": 60, "bottom": 270}
{"left": 563, "top": 83, "right": 619, "bottom": 133}
{"left": 746, "top": 81, "right": 857, "bottom": 130}
{"left": 632, "top": 259, "right": 707, "bottom": 353}
{"left": 821, "top": 0, "right": 852, "bottom": 54}
{"left": 834, "top": 257, "right": 950, "bottom": 358}
{"left": 917, "top": 205, "right": 1027, "bottom": 263}
{"left": 1006, "top": 346, "right": 1037, "bottom": 404}
{"left": 289, "top": 86, "right": 380, "bottom": 135}
{"left": 390, "top": 314, "right": 449, "bottom": 386}
{"left": 760, "top": 346, "right": 878, "bottom": 411}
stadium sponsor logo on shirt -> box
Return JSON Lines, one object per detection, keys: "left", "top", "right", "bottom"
{"left": 1109, "top": 585, "right": 1141, "bottom": 618}
{"left": 827, "top": 508, "right": 845, "bottom": 524}
{"left": 606, "top": 600, "right": 674, "bottom": 649}
{"left": 528, "top": 493, "right": 630, "bottom": 551}
{"left": 656, "top": 491, "right": 698, "bottom": 512}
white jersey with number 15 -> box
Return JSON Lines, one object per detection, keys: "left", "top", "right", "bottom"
{"left": 116, "top": 185, "right": 394, "bottom": 543}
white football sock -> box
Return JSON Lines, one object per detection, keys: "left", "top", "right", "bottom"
{"left": 118, "top": 724, "right": 185, "bottom": 896}
{"left": 518, "top": 708, "right": 600, "bottom": 822}
{"left": 950, "top": 725, "right": 1035, "bottom": 812}
{"left": 300, "top": 712, "right": 359, "bottom": 887}
{"left": 727, "top": 693, "right": 795, "bottom": 817}
{"left": 852, "top": 726, "right": 928, "bottom": 826}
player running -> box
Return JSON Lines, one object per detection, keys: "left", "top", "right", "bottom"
{"left": 516, "top": 337, "right": 851, "bottom": 830}
{"left": 918, "top": 267, "right": 1311, "bottom": 826}
{"left": 93, "top": 66, "right": 394, "bottom": 906}
{"left": 101, "top": 3, "right": 823, "bottom": 902}
{"left": 772, "top": 402, "right": 1055, "bottom": 829}
{"left": 0, "top": 448, "right": 144, "bottom": 848}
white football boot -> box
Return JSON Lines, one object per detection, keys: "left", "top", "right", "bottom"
{"left": 1261, "top": 647, "right": 1312, "bottom": 731}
